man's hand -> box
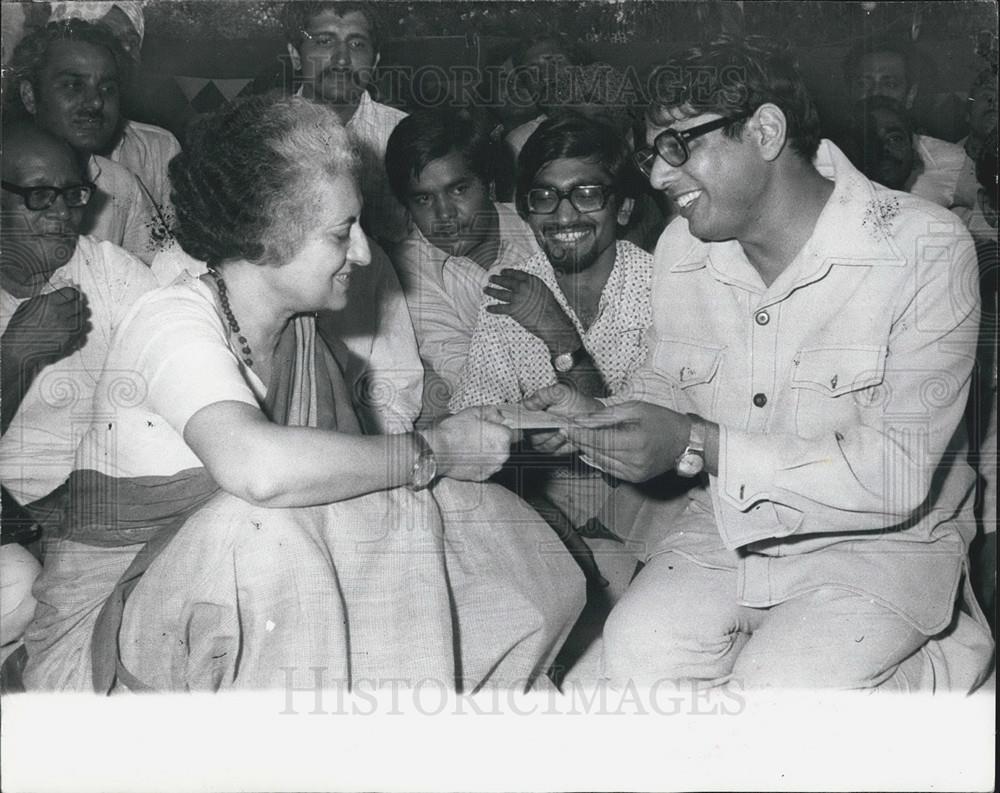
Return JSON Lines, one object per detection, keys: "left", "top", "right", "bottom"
{"left": 484, "top": 269, "right": 577, "bottom": 352}
{"left": 565, "top": 401, "right": 694, "bottom": 482}
{"left": 2, "top": 287, "right": 91, "bottom": 370}
{"left": 522, "top": 383, "right": 602, "bottom": 455}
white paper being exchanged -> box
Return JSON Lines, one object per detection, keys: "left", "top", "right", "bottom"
{"left": 494, "top": 404, "right": 575, "bottom": 431}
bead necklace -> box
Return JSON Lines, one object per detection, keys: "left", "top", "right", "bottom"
{"left": 208, "top": 268, "right": 254, "bottom": 368}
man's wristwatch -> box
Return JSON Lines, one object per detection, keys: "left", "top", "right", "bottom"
{"left": 408, "top": 430, "right": 438, "bottom": 491}
{"left": 675, "top": 415, "right": 707, "bottom": 477}
{"left": 552, "top": 346, "right": 584, "bottom": 373}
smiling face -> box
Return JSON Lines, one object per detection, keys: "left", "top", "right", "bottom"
{"left": 526, "top": 156, "right": 622, "bottom": 275}
{"left": 645, "top": 108, "right": 765, "bottom": 244}
{"left": 269, "top": 174, "right": 371, "bottom": 313}
{"left": 292, "top": 10, "right": 377, "bottom": 106}
{"left": 20, "top": 39, "right": 121, "bottom": 155}
{"left": 404, "top": 150, "right": 496, "bottom": 260}
{"left": 1, "top": 132, "right": 85, "bottom": 297}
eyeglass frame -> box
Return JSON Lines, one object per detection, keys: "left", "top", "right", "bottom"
{"left": 524, "top": 184, "right": 615, "bottom": 215}
{"left": 299, "top": 28, "right": 375, "bottom": 52}
{"left": 633, "top": 112, "right": 751, "bottom": 176}
{"left": 1, "top": 180, "right": 97, "bottom": 211}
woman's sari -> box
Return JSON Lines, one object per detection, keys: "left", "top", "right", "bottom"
{"left": 23, "top": 314, "right": 584, "bottom": 692}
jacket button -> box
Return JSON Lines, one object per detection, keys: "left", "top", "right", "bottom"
{"left": 755, "top": 310, "right": 770, "bottom": 326}
{"left": 753, "top": 393, "right": 768, "bottom": 407}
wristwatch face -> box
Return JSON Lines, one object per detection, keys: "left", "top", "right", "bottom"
{"left": 676, "top": 450, "right": 704, "bottom": 477}
{"left": 553, "top": 351, "right": 575, "bottom": 372}
{"left": 410, "top": 450, "right": 438, "bottom": 490}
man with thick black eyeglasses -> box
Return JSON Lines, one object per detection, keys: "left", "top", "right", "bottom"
{"left": 0, "top": 122, "right": 156, "bottom": 654}
{"left": 451, "top": 114, "right": 655, "bottom": 606}
{"left": 526, "top": 36, "right": 993, "bottom": 692}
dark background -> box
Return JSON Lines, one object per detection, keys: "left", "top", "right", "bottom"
{"left": 5, "top": 1, "right": 999, "bottom": 144}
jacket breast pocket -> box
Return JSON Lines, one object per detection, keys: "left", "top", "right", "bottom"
{"left": 790, "top": 345, "right": 888, "bottom": 437}
{"left": 649, "top": 338, "right": 726, "bottom": 414}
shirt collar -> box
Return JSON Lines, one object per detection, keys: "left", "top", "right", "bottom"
{"left": 669, "top": 140, "right": 907, "bottom": 284}
{"left": 403, "top": 201, "right": 535, "bottom": 274}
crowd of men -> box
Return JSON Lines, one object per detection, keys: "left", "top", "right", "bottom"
{"left": 1, "top": 1, "right": 996, "bottom": 690}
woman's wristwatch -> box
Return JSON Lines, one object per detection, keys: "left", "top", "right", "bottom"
{"left": 408, "top": 430, "right": 438, "bottom": 491}
{"left": 675, "top": 415, "right": 707, "bottom": 477}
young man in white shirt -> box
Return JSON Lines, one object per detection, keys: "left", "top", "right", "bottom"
{"left": 530, "top": 36, "right": 993, "bottom": 691}
{"left": 386, "top": 107, "right": 541, "bottom": 419}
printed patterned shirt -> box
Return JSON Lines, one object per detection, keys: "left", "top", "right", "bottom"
{"left": 450, "top": 240, "right": 653, "bottom": 411}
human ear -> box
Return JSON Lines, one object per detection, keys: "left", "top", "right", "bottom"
{"left": 616, "top": 196, "right": 635, "bottom": 226}
{"left": 751, "top": 103, "right": 787, "bottom": 162}
{"left": 287, "top": 42, "right": 302, "bottom": 71}
{"left": 19, "top": 81, "right": 38, "bottom": 115}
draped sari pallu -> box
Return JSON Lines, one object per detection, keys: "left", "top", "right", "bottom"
{"left": 25, "top": 317, "right": 584, "bottom": 693}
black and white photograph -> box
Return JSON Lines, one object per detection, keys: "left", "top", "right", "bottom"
{"left": 0, "top": 1, "right": 996, "bottom": 790}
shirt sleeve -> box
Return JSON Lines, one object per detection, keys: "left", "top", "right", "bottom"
{"left": 397, "top": 251, "right": 488, "bottom": 397}
{"left": 714, "top": 233, "right": 981, "bottom": 548}
{"left": 123, "top": 289, "right": 261, "bottom": 436}
{"left": 355, "top": 245, "right": 424, "bottom": 434}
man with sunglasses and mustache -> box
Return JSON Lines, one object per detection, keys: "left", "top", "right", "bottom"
{"left": 451, "top": 115, "right": 653, "bottom": 600}
{"left": 527, "top": 37, "right": 993, "bottom": 691}
{"left": 0, "top": 122, "right": 156, "bottom": 654}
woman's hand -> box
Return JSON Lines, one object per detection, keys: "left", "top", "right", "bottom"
{"left": 425, "top": 407, "right": 514, "bottom": 482}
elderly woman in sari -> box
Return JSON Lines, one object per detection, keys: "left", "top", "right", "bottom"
{"left": 20, "top": 95, "right": 584, "bottom": 693}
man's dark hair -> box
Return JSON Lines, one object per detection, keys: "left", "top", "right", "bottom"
{"left": 385, "top": 107, "right": 497, "bottom": 203}
{"left": 841, "top": 33, "right": 918, "bottom": 88}
{"left": 281, "top": 1, "right": 380, "bottom": 52}
{"left": 976, "top": 141, "right": 998, "bottom": 202}
{"left": 645, "top": 35, "right": 822, "bottom": 162}
{"left": 515, "top": 114, "right": 633, "bottom": 217}
{"left": 508, "top": 35, "right": 590, "bottom": 69}
{"left": 8, "top": 19, "right": 130, "bottom": 113}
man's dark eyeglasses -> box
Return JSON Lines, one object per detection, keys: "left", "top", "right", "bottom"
{"left": 633, "top": 113, "right": 750, "bottom": 176}
{"left": 1, "top": 181, "right": 96, "bottom": 211}
{"left": 526, "top": 184, "right": 613, "bottom": 215}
